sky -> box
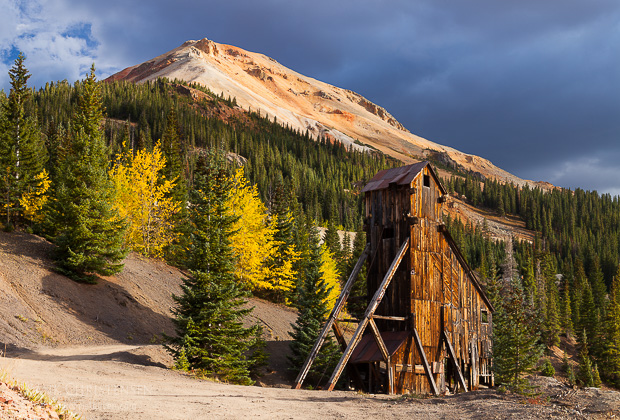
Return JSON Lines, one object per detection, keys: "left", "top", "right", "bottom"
{"left": 1, "top": 0, "right": 619, "bottom": 195}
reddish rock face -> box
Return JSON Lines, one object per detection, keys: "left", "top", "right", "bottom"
{"left": 106, "top": 38, "right": 546, "bottom": 189}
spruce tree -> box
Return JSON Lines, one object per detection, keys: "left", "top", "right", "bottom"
{"left": 167, "top": 152, "right": 264, "bottom": 385}
{"left": 323, "top": 219, "right": 341, "bottom": 258}
{"left": 544, "top": 270, "right": 561, "bottom": 347}
{"left": 347, "top": 228, "right": 367, "bottom": 318}
{"left": 45, "top": 65, "right": 126, "bottom": 282}
{"left": 602, "top": 267, "right": 620, "bottom": 387}
{"left": 577, "top": 331, "right": 594, "bottom": 387}
{"left": 578, "top": 283, "right": 600, "bottom": 359}
{"left": 493, "top": 277, "right": 543, "bottom": 391}
{"left": 560, "top": 280, "right": 574, "bottom": 338}
{"left": 289, "top": 222, "right": 340, "bottom": 387}
{"left": 161, "top": 108, "right": 187, "bottom": 203}
{"left": 0, "top": 52, "right": 46, "bottom": 227}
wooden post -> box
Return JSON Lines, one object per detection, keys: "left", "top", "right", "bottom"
{"left": 326, "top": 238, "right": 410, "bottom": 391}
{"left": 293, "top": 244, "right": 370, "bottom": 389}
{"left": 332, "top": 321, "right": 347, "bottom": 351}
{"left": 368, "top": 317, "right": 393, "bottom": 394}
{"left": 443, "top": 331, "right": 468, "bottom": 392}
{"left": 412, "top": 327, "right": 439, "bottom": 395}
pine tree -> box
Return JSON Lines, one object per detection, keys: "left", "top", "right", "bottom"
{"left": 44, "top": 66, "right": 126, "bottom": 282}
{"left": 543, "top": 254, "right": 561, "bottom": 347}
{"left": 288, "top": 223, "right": 340, "bottom": 387}
{"left": 347, "top": 228, "right": 367, "bottom": 318}
{"left": 559, "top": 280, "right": 574, "bottom": 338}
{"left": 577, "top": 331, "right": 594, "bottom": 387}
{"left": 579, "top": 283, "right": 600, "bottom": 359}
{"left": 167, "top": 153, "right": 264, "bottom": 385}
{"left": 589, "top": 259, "right": 607, "bottom": 318}
{"left": 493, "top": 277, "right": 543, "bottom": 391}
{"left": 0, "top": 52, "right": 46, "bottom": 227}
{"left": 602, "top": 267, "right": 620, "bottom": 387}
{"left": 161, "top": 108, "right": 187, "bottom": 203}
{"left": 323, "top": 219, "right": 341, "bottom": 260}
{"left": 593, "top": 364, "right": 602, "bottom": 388}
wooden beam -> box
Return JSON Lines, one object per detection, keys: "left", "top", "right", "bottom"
{"left": 368, "top": 318, "right": 393, "bottom": 395}
{"left": 293, "top": 244, "right": 370, "bottom": 390}
{"left": 332, "top": 321, "right": 348, "bottom": 351}
{"left": 443, "top": 331, "right": 468, "bottom": 392}
{"left": 371, "top": 315, "right": 406, "bottom": 321}
{"left": 326, "top": 238, "right": 410, "bottom": 391}
{"left": 412, "top": 327, "right": 439, "bottom": 396}
{"left": 368, "top": 318, "right": 390, "bottom": 361}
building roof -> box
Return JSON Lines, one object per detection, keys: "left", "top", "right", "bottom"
{"left": 349, "top": 331, "right": 410, "bottom": 363}
{"left": 361, "top": 161, "right": 447, "bottom": 194}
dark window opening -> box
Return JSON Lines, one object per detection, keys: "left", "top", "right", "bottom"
{"left": 423, "top": 174, "right": 431, "bottom": 188}
{"left": 481, "top": 309, "right": 489, "bottom": 324}
{"left": 383, "top": 227, "right": 394, "bottom": 238}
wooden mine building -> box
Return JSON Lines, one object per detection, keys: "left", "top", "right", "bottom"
{"left": 295, "top": 162, "right": 494, "bottom": 395}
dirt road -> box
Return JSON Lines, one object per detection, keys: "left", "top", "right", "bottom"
{"left": 1, "top": 344, "right": 603, "bottom": 420}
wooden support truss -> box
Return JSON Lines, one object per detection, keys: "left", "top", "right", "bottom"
{"left": 326, "top": 238, "right": 410, "bottom": 392}
{"left": 293, "top": 243, "right": 370, "bottom": 390}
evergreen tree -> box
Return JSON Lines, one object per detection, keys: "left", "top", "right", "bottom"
{"left": 560, "top": 279, "right": 574, "bottom": 338}
{"left": 578, "top": 283, "right": 600, "bottom": 358}
{"left": 593, "top": 364, "right": 602, "bottom": 388}
{"left": 347, "top": 229, "right": 367, "bottom": 318}
{"left": 493, "top": 277, "right": 543, "bottom": 391}
{"left": 577, "top": 331, "right": 594, "bottom": 387}
{"left": 161, "top": 108, "right": 187, "bottom": 203}
{"left": 543, "top": 254, "right": 561, "bottom": 347}
{"left": 589, "top": 259, "right": 607, "bottom": 318}
{"left": 323, "top": 219, "right": 341, "bottom": 259}
{"left": 167, "top": 153, "right": 264, "bottom": 385}
{"left": 288, "top": 223, "right": 340, "bottom": 387}
{"left": 602, "top": 267, "right": 620, "bottom": 387}
{"left": 45, "top": 66, "right": 126, "bottom": 282}
{"left": 0, "top": 52, "right": 46, "bottom": 227}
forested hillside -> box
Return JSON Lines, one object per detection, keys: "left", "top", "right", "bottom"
{"left": 35, "top": 78, "right": 396, "bottom": 230}
{"left": 2, "top": 53, "right": 620, "bottom": 391}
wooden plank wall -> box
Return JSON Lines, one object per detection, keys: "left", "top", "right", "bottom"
{"left": 363, "top": 166, "right": 493, "bottom": 394}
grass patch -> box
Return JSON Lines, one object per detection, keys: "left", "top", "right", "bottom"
{"left": 0, "top": 367, "right": 82, "bottom": 420}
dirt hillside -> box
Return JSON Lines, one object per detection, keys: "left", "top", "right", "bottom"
{"left": 0, "top": 231, "right": 297, "bottom": 384}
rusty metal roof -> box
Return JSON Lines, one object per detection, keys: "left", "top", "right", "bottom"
{"left": 361, "top": 162, "right": 429, "bottom": 193}
{"left": 349, "top": 331, "right": 410, "bottom": 363}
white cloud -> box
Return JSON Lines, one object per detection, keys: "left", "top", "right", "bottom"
{"left": 0, "top": 0, "right": 106, "bottom": 89}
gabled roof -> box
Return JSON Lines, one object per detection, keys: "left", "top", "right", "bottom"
{"left": 361, "top": 161, "right": 447, "bottom": 194}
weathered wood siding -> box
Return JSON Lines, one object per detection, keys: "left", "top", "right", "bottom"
{"left": 363, "top": 164, "right": 493, "bottom": 394}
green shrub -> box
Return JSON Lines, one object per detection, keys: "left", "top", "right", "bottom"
{"left": 541, "top": 359, "right": 555, "bottom": 377}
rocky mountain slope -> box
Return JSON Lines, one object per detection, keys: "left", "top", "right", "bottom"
{"left": 107, "top": 38, "right": 549, "bottom": 189}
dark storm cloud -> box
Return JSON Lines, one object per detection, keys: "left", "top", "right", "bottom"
{"left": 2, "top": 0, "right": 619, "bottom": 193}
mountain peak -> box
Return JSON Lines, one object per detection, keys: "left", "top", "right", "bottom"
{"left": 107, "top": 38, "right": 546, "bottom": 188}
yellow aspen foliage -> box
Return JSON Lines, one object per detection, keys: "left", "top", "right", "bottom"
{"left": 19, "top": 169, "right": 51, "bottom": 223}
{"left": 320, "top": 245, "right": 341, "bottom": 310}
{"left": 109, "top": 143, "right": 181, "bottom": 258}
{"left": 226, "top": 168, "right": 283, "bottom": 291}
